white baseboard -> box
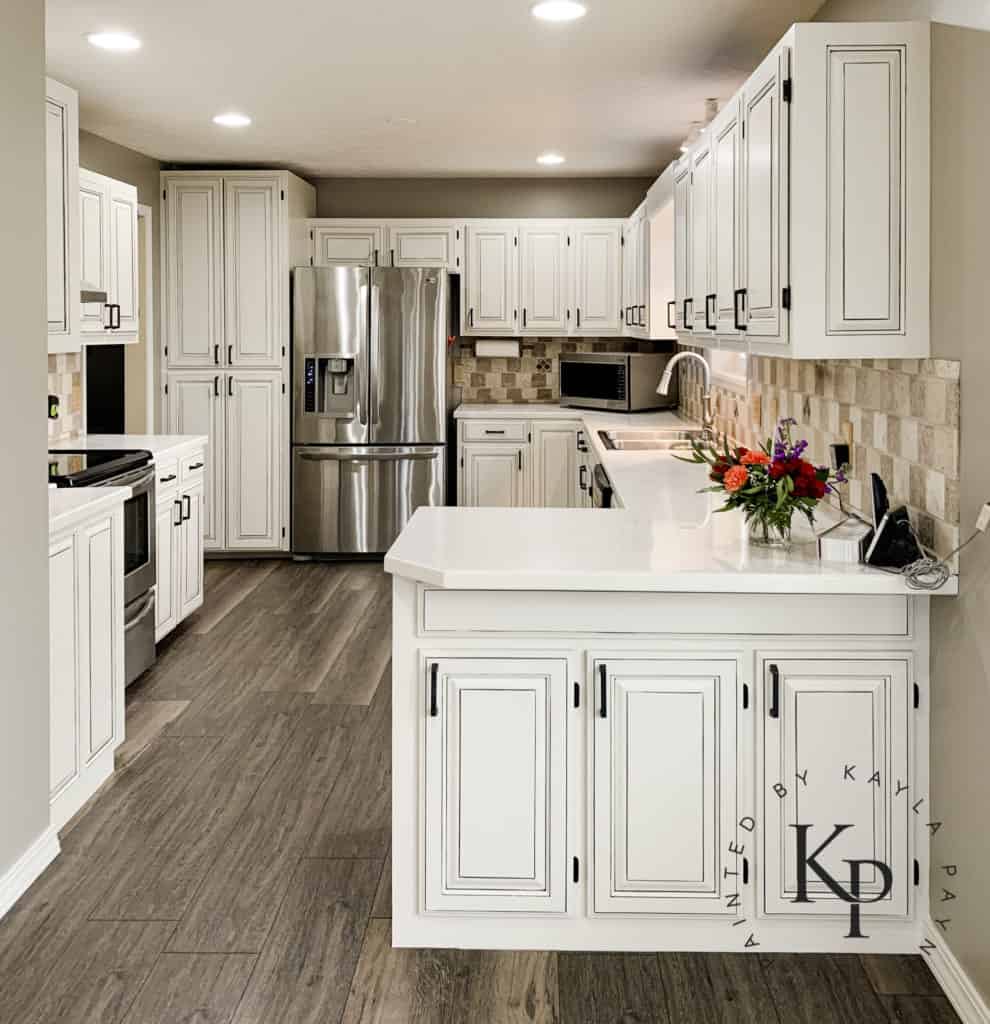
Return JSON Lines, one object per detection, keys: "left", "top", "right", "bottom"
{"left": 0, "top": 826, "right": 60, "bottom": 921}
{"left": 924, "top": 920, "right": 990, "bottom": 1024}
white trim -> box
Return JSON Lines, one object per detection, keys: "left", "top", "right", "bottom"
{"left": 0, "top": 827, "right": 60, "bottom": 921}
{"left": 137, "top": 203, "right": 156, "bottom": 433}
{"left": 923, "top": 921, "right": 990, "bottom": 1024}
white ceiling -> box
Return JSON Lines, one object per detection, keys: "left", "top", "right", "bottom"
{"left": 46, "top": 0, "right": 823, "bottom": 179}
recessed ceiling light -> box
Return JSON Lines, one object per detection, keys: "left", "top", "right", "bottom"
{"left": 86, "top": 31, "right": 141, "bottom": 51}
{"left": 531, "top": 1, "right": 587, "bottom": 22}
{"left": 537, "top": 152, "right": 566, "bottom": 166}
{"left": 212, "top": 112, "right": 252, "bottom": 128}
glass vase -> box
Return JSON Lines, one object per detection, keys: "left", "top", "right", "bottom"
{"left": 747, "top": 515, "right": 792, "bottom": 550}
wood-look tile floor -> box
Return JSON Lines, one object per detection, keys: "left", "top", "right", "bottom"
{"left": 0, "top": 560, "right": 959, "bottom": 1024}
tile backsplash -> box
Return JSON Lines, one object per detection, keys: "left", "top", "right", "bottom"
{"left": 453, "top": 337, "right": 668, "bottom": 403}
{"left": 678, "top": 347, "right": 962, "bottom": 556}
{"left": 48, "top": 352, "right": 83, "bottom": 442}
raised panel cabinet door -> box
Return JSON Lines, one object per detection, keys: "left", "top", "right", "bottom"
{"left": 424, "top": 657, "right": 568, "bottom": 913}
{"left": 166, "top": 373, "right": 224, "bottom": 550}
{"left": 532, "top": 420, "right": 580, "bottom": 508}
{"left": 461, "top": 443, "right": 528, "bottom": 507}
{"left": 77, "top": 516, "right": 119, "bottom": 764}
{"left": 108, "top": 178, "right": 139, "bottom": 339}
{"left": 79, "top": 169, "right": 111, "bottom": 335}
{"left": 690, "top": 136, "right": 714, "bottom": 335}
{"left": 638, "top": 217, "right": 651, "bottom": 334}
{"left": 225, "top": 176, "right": 281, "bottom": 367}
{"left": 741, "top": 44, "right": 790, "bottom": 342}
{"left": 312, "top": 224, "right": 383, "bottom": 267}
{"left": 672, "top": 159, "right": 692, "bottom": 332}
{"left": 519, "top": 224, "right": 568, "bottom": 334}
{"left": 178, "top": 481, "right": 206, "bottom": 618}
{"left": 465, "top": 224, "right": 517, "bottom": 333}
{"left": 572, "top": 224, "right": 622, "bottom": 334}
{"left": 387, "top": 223, "right": 458, "bottom": 269}
{"left": 761, "top": 657, "right": 910, "bottom": 919}
{"left": 225, "top": 372, "right": 281, "bottom": 550}
{"left": 154, "top": 497, "right": 180, "bottom": 641}
{"left": 49, "top": 535, "right": 79, "bottom": 800}
{"left": 163, "top": 175, "right": 224, "bottom": 367}
{"left": 711, "top": 99, "right": 744, "bottom": 336}
{"left": 593, "top": 658, "right": 741, "bottom": 915}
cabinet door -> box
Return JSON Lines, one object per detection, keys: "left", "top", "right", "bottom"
{"left": 673, "top": 158, "right": 692, "bottom": 332}
{"left": 711, "top": 99, "right": 744, "bottom": 337}
{"left": 519, "top": 224, "right": 567, "bottom": 334}
{"left": 761, "top": 657, "right": 910, "bottom": 918}
{"left": 76, "top": 516, "right": 119, "bottom": 764}
{"left": 312, "top": 224, "right": 383, "bottom": 267}
{"left": 690, "top": 135, "right": 714, "bottom": 335}
{"left": 638, "top": 217, "right": 651, "bottom": 334}
{"left": 79, "top": 169, "right": 111, "bottom": 335}
{"left": 108, "top": 178, "right": 139, "bottom": 340}
{"left": 572, "top": 224, "right": 621, "bottom": 335}
{"left": 532, "top": 420, "right": 579, "bottom": 508}
{"left": 166, "top": 372, "right": 225, "bottom": 550}
{"left": 154, "top": 497, "right": 180, "bottom": 641}
{"left": 178, "top": 480, "right": 206, "bottom": 618}
{"left": 49, "top": 535, "right": 79, "bottom": 799}
{"left": 46, "top": 81, "right": 80, "bottom": 349}
{"left": 387, "top": 222, "right": 458, "bottom": 269}
{"left": 461, "top": 442, "right": 528, "bottom": 507}
{"left": 225, "top": 372, "right": 282, "bottom": 550}
{"left": 465, "top": 223, "right": 517, "bottom": 333}
{"left": 163, "top": 175, "right": 224, "bottom": 367}
{"left": 225, "top": 176, "right": 281, "bottom": 368}
{"left": 424, "top": 657, "right": 568, "bottom": 913}
{"left": 741, "top": 45, "right": 789, "bottom": 342}
{"left": 593, "top": 658, "right": 741, "bottom": 915}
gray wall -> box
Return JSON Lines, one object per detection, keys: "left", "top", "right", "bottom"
{"left": 315, "top": 178, "right": 654, "bottom": 219}
{"left": 0, "top": 0, "right": 51, "bottom": 884}
{"left": 815, "top": 0, "right": 990, "bottom": 1003}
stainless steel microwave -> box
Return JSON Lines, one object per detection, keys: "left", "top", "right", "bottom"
{"left": 559, "top": 351, "right": 679, "bottom": 412}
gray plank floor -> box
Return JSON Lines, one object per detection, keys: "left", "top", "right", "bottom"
{"left": 0, "top": 560, "right": 959, "bottom": 1023}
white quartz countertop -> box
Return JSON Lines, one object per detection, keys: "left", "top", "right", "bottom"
{"left": 386, "top": 402, "right": 958, "bottom": 596}
{"left": 50, "top": 434, "right": 208, "bottom": 462}
{"left": 49, "top": 486, "right": 132, "bottom": 536}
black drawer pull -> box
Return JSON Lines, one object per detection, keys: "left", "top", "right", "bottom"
{"left": 187, "top": 461, "right": 204, "bottom": 470}
{"left": 599, "top": 663, "right": 607, "bottom": 718}
{"left": 429, "top": 663, "right": 438, "bottom": 718}
{"left": 769, "top": 664, "right": 780, "bottom": 719}
{"left": 484, "top": 429, "right": 505, "bottom": 435}
{"left": 159, "top": 473, "right": 177, "bottom": 483}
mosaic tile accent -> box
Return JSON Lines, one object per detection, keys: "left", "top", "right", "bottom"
{"left": 47, "top": 352, "right": 83, "bottom": 442}
{"left": 678, "top": 347, "right": 962, "bottom": 556}
{"left": 453, "top": 337, "right": 668, "bottom": 404}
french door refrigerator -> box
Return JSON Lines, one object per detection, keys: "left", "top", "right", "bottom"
{"left": 291, "top": 266, "right": 446, "bottom": 554}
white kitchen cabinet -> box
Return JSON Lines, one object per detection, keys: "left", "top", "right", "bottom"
{"left": 224, "top": 175, "right": 282, "bottom": 368}
{"left": 225, "top": 372, "right": 282, "bottom": 550}
{"left": 576, "top": 428, "right": 594, "bottom": 508}
{"left": 312, "top": 223, "right": 384, "bottom": 267}
{"left": 532, "top": 420, "right": 580, "bottom": 508}
{"left": 760, "top": 656, "right": 911, "bottom": 919}
{"left": 623, "top": 201, "right": 676, "bottom": 341}
{"left": 689, "top": 134, "right": 715, "bottom": 337}
{"left": 672, "top": 159, "right": 692, "bottom": 334}
{"left": 109, "top": 178, "right": 140, "bottom": 338}
{"left": 461, "top": 441, "right": 529, "bottom": 508}
{"left": 710, "top": 98, "right": 744, "bottom": 340}
{"left": 464, "top": 223, "right": 517, "bottom": 334}
{"left": 519, "top": 224, "right": 568, "bottom": 335}
{"left": 572, "top": 223, "right": 622, "bottom": 335}
{"left": 154, "top": 495, "right": 180, "bottom": 640}
{"left": 46, "top": 78, "right": 80, "bottom": 354}
{"left": 593, "top": 657, "right": 741, "bottom": 915}
{"left": 424, "top": 656, "right": 568, "bottom": 913}
{"left": 49, "top": 536, "right": 79, "bottom": 802}
{"left": 386, "top": 222, "right": 461, "bottom": 270}
{"left": 78, "top": 169, "right": 110, "bottom": 335}
{"left": 178, "top": 478, "right": 205, "bottom": 616}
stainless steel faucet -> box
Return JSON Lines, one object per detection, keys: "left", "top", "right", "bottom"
{"left": 657, "top": 350, "right": 714, "bottom": 437}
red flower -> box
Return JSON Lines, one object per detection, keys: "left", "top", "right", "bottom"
{"left": 798, "top": 460, "right": 817, "bottom": 478}
{"left": 723, "top": 466, "right": 749, "bottom": 493}
{"left": 710, "top": 459, "right": 731, "bottom": 480}
{"left": 741, "top": 451, "right": 770, "bottom": 466}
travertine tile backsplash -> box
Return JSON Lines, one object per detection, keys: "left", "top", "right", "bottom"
{"left": 47, "top": 352, "right": 82, "bottom": 442}
{"left": 679, "top": 348, "right": 962, "bottom": 555}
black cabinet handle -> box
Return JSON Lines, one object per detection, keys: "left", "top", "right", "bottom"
{"left": 638, "top": 304, "right": 646, "bottom": 327}
{"left": 227, "top": 344, "right": 233, "bottom": 364}
{"left": 188, "top": 461, "right": 204, "bottom": 470}
{"left": 517, "top": 450, "right": 522, "bottom": 471}
{"left": 390, "top": 248, "right": 395, "bottom": 266}
{"left": 468, "top": 307, "right": 474, "bottom": 328}
{"left": 213, "top": 375, "right": 219, "bottom": 397}
{"left": 522, "top": 307, "right": 527, "bottom": 328}
{"left": 182, "top": 494, "right": 191, "bottom": 521}
{"left": 667, "top": 299, "right": 676, "bottom": 329}
{"left": 373, "top": 248, "right": 379, "bottom": 266}
{"left": 682, "top": 298, "right": 693, "bottom": 330}
{"left": 576, "top": 308, "right": 581, "bottom": 328}
{"left": 579, "top": 465, "right": 587, "bottom": 490}
{"left": 173, "top": 498, "right": 182, "bottom": 527}
{"left": 734, "top": 288, "right": 748, "bottom": 331}
{"left": 103, "top": 302, "right": 112, "bottom": 329}
{"left": 769, "top": 664, "right": 780, "bottom": 719}
{"left": 599, "top": 663, "right": 607, "bottom": 718}
{"left": 429, "top": 663, "right": 438, "bottom": 717}
{"left": 228, "top": 376, "right": 234, "bottom": 397}
{"left": 705, "top": 293, "right": 716, "bottom": 331}
{"left": 214, "top": 344, "right": 220, "bottom": 366}
{"left": 743, "top": 857, "right": 750, "bottom": 885}
{"left": 159, "top": 473, "right": 177, "bottom": 484}
{"left": 484, "top": 429, "right": 505, "bottom": 435}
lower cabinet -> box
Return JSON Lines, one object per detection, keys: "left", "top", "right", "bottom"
{"left": 593, "top": 657, "right": 740, "bottom": 915}
{"left": 155, "top": 461, "right": 206, "bottom": 643}
{"left": 461, "top": 442, "right": 529, "bottom": 507}
{"left": 532, "top": 420, "right": 580, "bottom": 508}
{"left": 423, "top": 657, "right": 568, "bottom": 913}
{"left": 760, "top": 655, "right": 911, "bottom": 919}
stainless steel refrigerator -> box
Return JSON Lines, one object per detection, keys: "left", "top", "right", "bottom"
{"left": 291, "top": 266, "right": 447, "bottom": 554}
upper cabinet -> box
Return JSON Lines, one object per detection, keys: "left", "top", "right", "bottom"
{"left": 387, "top": 222, "right": 460, "bottom": 269}
{"left": 572, "top": 222, "right": 622, "bottom": 335}
{"left": 46, "top": 79, "right": 80, "bottom": 354}
{"left": 465, "top": 222, "right": 518, "bottom": 333}
{"left": 312, "top": 223, "right": 384, "bottom": 267}
{"left": 674, "top": 21, "right": 931, "bottom": 359}
{"left": 519, "top": 223, "right": 568, "bottom": 335}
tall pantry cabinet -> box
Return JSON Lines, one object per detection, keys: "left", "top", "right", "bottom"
{"left": 161, "top": 171, "right": 316, "bottom": 552}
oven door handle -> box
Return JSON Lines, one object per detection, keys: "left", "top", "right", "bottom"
{"left": 124, "top": 590, "right": 156, "bottom": 629}
{"left": 105, "top": 465, "right": 155, "bottom": 491}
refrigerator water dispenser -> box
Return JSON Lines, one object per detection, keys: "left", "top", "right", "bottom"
{"left": 302, "top": 355, "right": 355, "bottom": 418}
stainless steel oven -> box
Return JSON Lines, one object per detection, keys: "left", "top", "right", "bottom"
{"left": 559, "top": 351, "right": 679, "bottom": 412}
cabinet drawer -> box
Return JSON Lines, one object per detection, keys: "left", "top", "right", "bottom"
{"left": 461, "top": 419, "right": 528, "bottom": 443}
{"left": 180, "top": 450, "right": 207, "bottom": 484}
{"left": 156, "top": 457, "right": 180, "bottom": 496}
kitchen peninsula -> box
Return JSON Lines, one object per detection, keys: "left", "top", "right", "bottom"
{"left": 384, "top": 418, "right": 957, "bottom": 954}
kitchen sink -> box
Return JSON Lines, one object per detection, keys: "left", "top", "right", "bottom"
{"left": 598, "top": 428, "right": 707, "bottom": 451}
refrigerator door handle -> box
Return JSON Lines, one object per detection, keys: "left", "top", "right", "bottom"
{"left": 370, "top": 282, "right": 382, "bottom": 429}
{"left": 296, "top": 449, "right": 439, "bottom": 463}
{"left": 356, "top": 283, "right": 369, "bottom": 427}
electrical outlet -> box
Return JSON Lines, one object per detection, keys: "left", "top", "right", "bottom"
{"left": 48, "top": 394, "right": 59, "bottom": 420}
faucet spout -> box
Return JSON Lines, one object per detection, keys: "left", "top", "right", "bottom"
{"left": 657, "top": 350, "right": 715, "bottom": 436}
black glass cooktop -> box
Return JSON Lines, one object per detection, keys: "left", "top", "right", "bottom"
{"left": 47, "top": 449, "right": 152, "bottom": 487}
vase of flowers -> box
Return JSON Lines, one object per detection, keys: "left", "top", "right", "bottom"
{"left": 678, "top": 418, "right": 846, "bottom": 549}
